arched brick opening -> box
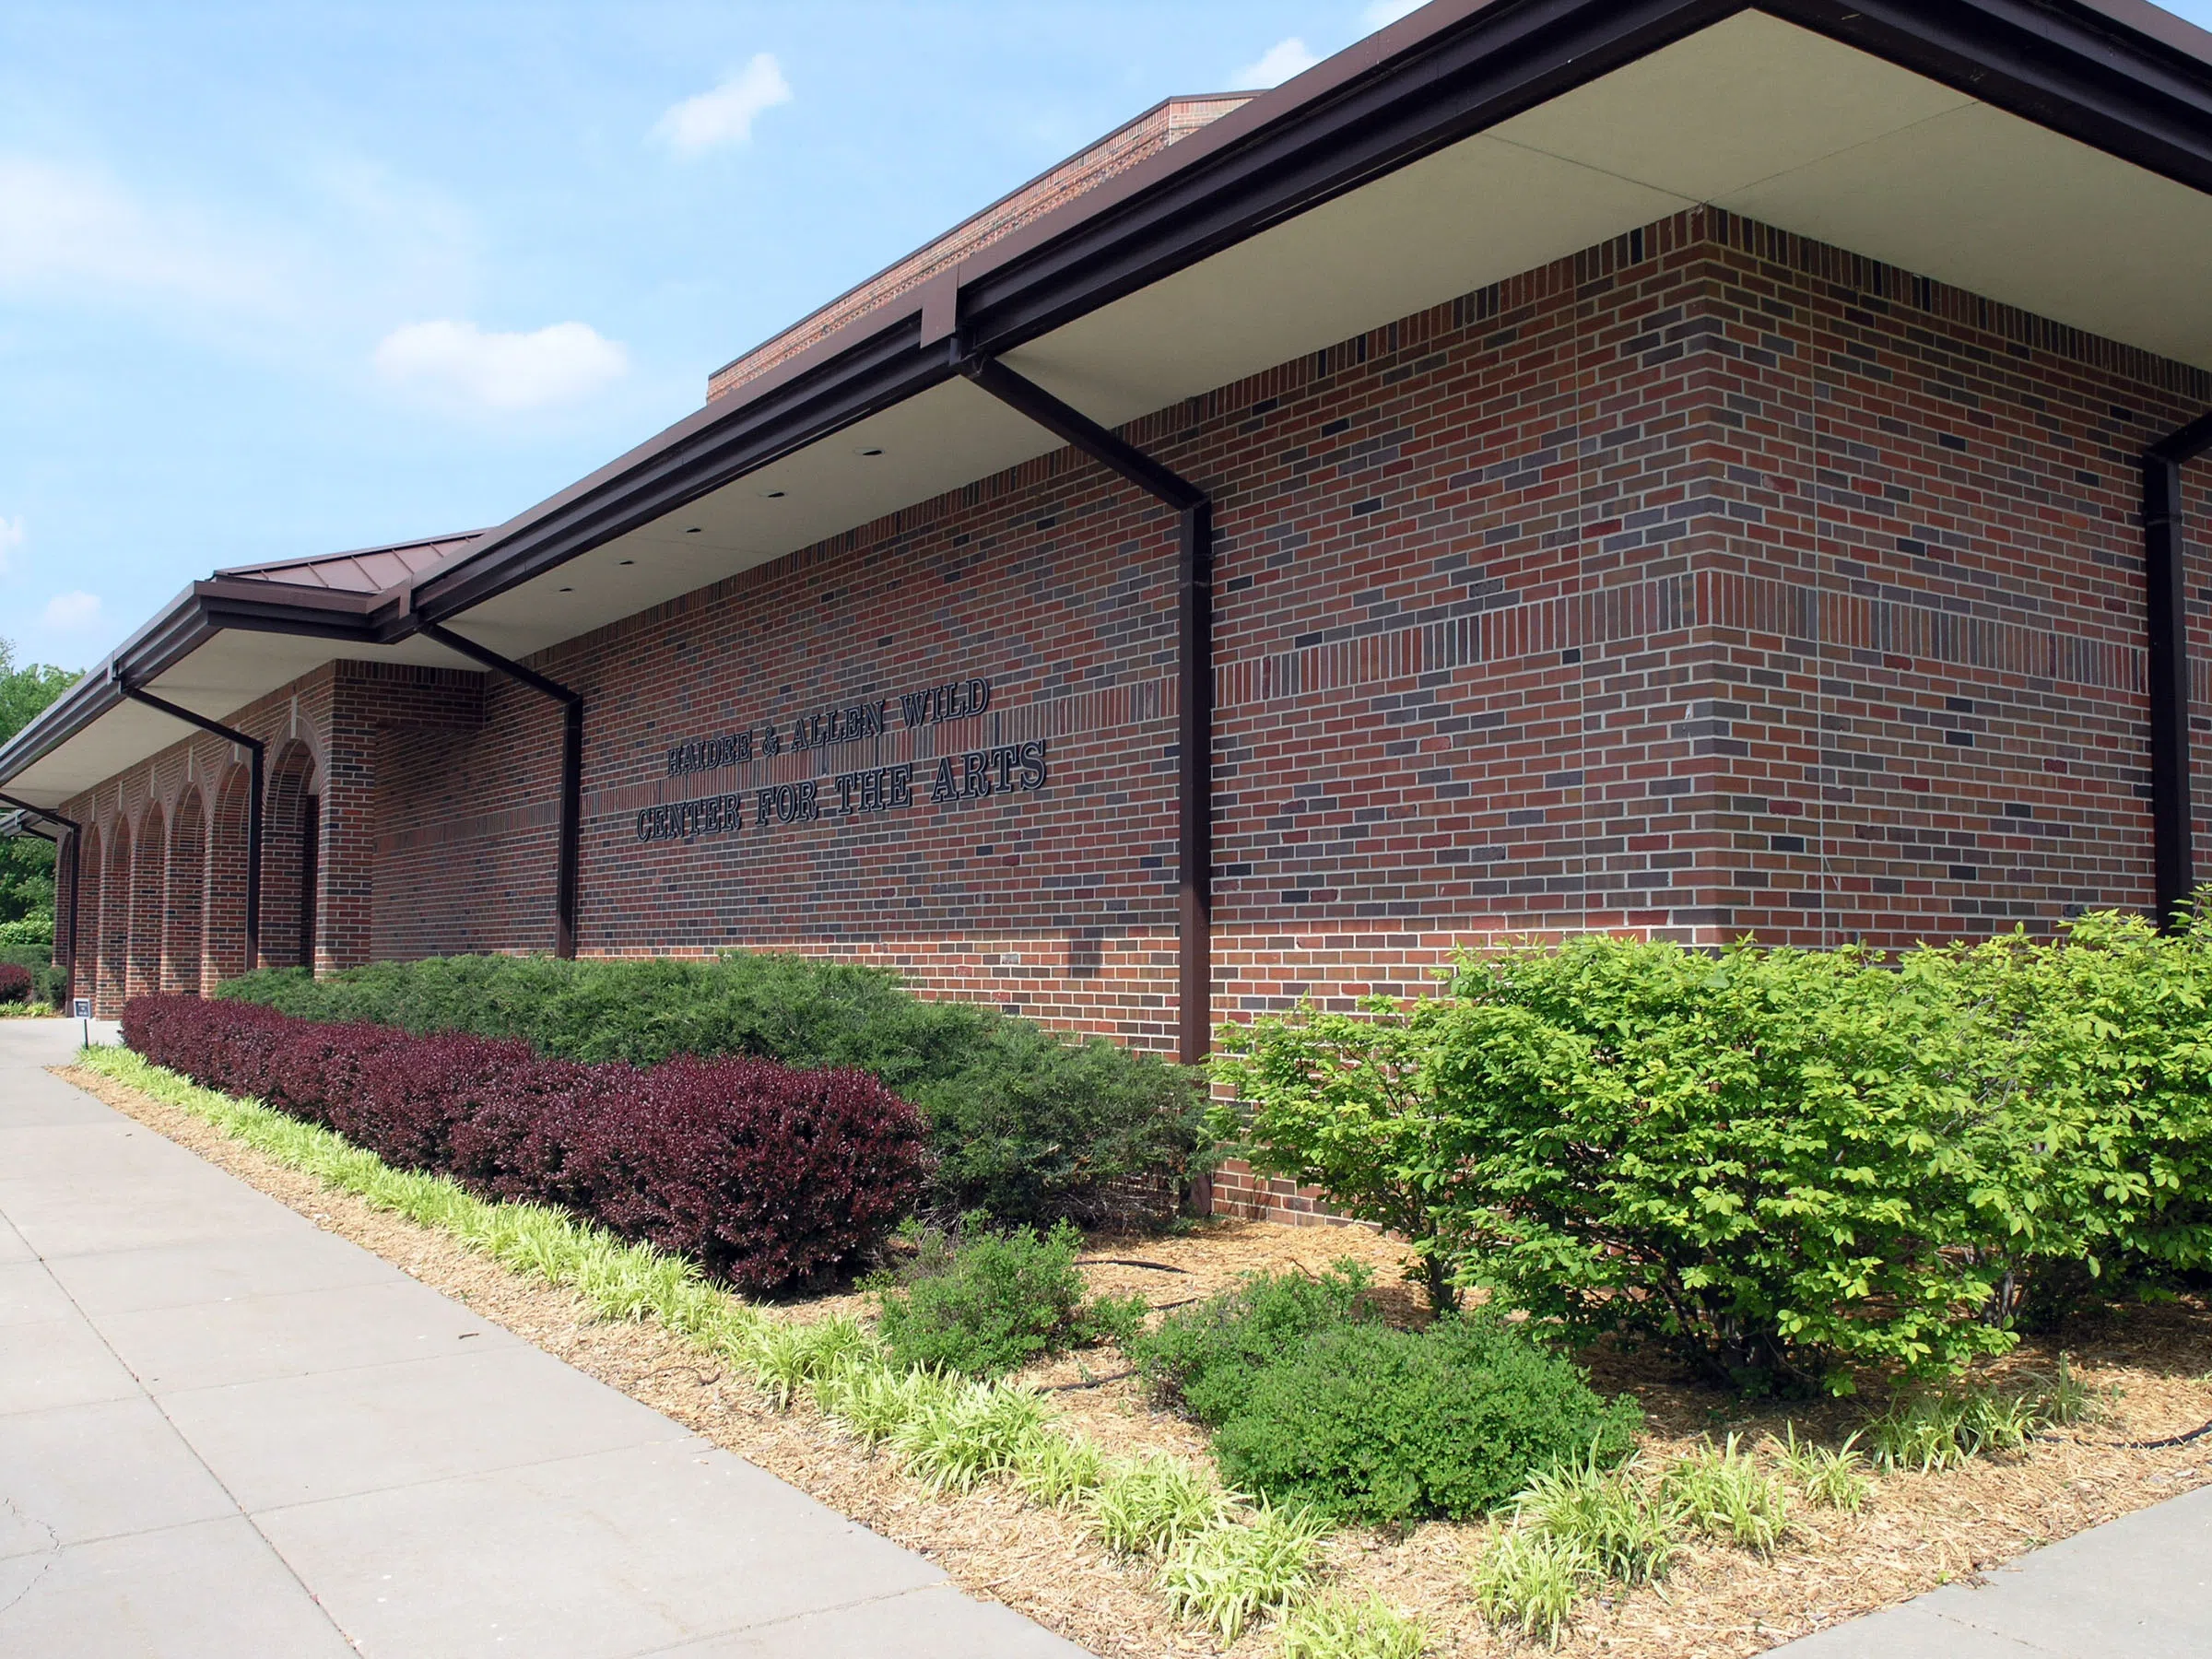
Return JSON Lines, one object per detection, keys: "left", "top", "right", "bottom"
{"left": 97, "top": 818, "right": 131, "bottom": 1018}
{"left": 76, "top": 824, "right": 102, "bottom": 1011}
{"left": 127, "top": 802, "right": 164, "bottom": 1002}
{"left": 262, "top": 739, "right": 321, "bottom": 973}
{"left": 206, "top": 763, "right": 253, "bottom": 980}
{"left": 166, "top": 788, "right": 206, "bottom": 994}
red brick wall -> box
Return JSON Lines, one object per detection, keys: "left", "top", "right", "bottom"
{"left": 65, "top": 208, "right": 2212, "bottom": 1228}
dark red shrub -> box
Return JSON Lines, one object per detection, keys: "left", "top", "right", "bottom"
{"left": 0, "top": 964, "right": 33, "bottom": 1005}
{"left": 552, "top": 1055, "right": 930, "bottom": 1292}
{"left": 120, "top": 994, "right": 929, "bottom": 1292}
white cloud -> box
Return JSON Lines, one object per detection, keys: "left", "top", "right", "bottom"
{"left": 0, "top": 517, "right": 22, "bottom": 574}
{"left": 373, "top": 319, "right": 630, "bottom": 412}
{"left": 1232, "top": 38, "right": 1322, "bottom": 88}
{"left": 41, "top": 591, "right": 100, "bottom": 632}
{"left": 0, "top": 157, "right": 290, "bottom": 315}
{"left": 653, "top": 54, "right": 794, "bottom": 157}
{"left": 1362, "top": 0, "right": 1429, "bottom": 29}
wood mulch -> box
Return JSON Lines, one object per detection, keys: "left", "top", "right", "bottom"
{"left": 63, "top": 1063, "right": 2212, "bottom": 1659}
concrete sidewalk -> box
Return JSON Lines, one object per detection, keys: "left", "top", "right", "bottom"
{"left": 0, "top": 1018, "right": 1086, "bottom": 1659}
{"left": 1770, "top": 1479, "right": 2212, "bottom": 1659}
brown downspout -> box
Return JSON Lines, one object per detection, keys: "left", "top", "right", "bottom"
{"left": 418, "top": 622, "right": 582, "bottom": 959}
{"left": 0, "top": 794, "right": 79, "bottom": 1005}
{"left": 2143, "top": 410, "right": 2212, "bottom": 929}
{"left": 956, "top": 354, "right": 1215, "bottom": 1066}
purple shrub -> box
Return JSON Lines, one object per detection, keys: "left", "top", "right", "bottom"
{"left": 120, "top": 994, "right": 929, "bottom": 1292}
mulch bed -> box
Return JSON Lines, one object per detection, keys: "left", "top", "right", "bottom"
{"left": 64, "top": 1062, "right": 2212, "bottom": 1659}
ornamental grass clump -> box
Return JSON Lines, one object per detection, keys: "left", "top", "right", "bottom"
{"left": 1088, "top": 1454, "right": 1232, "bottom": 1558}
{"left": 1277, "top": 1592, "right": 1432, "bottom": 1659}
{"left": 1768, "top": 1427, "right": 1872, "bottom": 1512}
{"left": 1470, "top": 1526, "right": 1596, "bottom": 1648}
{"left": 815, "top": 1360, "right": 953, "bottom": 1448}
{"left": 1664, "top": 1436, "right": 1791, "bottom": 1551}
{"left": 1156, "top": 1501, "right": 1333, "bottom": 1642}
{"left": 747, "top": 1315, "right": 880, "bottom": 1411}
{"left": 1013, "top": 1430, "right": 1110, "bottom": 1511}
{"left": 889, "top": 1378, "right": 1053, "bottom": 1492}
{"left": 1865, "top": 1371, "right": 2088, "bottom": 1473}
{"left": 1512, "top": 1450, "right": 1679, "bottom": 1585}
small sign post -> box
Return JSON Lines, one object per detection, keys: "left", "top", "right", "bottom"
{"left": 72, "top": 996, "right": 90, "bottom": 1050}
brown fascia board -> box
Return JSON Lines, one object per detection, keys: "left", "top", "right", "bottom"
{"left": 704, "top": 90, "right": 1263, "bottom": 394}
{"left": 0, "top": 580, "right": 389, "bottom": 799}
{"left": 409, "top": 0, "right": 2212, "bottom": 626}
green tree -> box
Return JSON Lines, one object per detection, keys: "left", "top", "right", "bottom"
{"left": 0, "top": 643, "right": 83, "bottom": 950}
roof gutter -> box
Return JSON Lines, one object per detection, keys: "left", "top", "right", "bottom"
{"left": 401, "top": 0, "right": 2212, "bottom": 632}
{"left": 6, "top": 0, "right": 2212, "bottom": 813}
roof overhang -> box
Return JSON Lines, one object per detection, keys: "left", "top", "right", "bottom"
{"left": 7, "top": 0, "right": 2212, "bottom": 809}
{"left": 407, "top": 0, "right": 2212, "bottom": 658}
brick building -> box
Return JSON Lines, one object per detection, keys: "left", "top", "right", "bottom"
{"left": 6, "top": 0, "right": 2212, "bottom": 1215}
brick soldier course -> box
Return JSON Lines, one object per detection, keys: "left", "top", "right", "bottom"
{"left": 9, "top": 2, "right": 2212, "bottom": 1220}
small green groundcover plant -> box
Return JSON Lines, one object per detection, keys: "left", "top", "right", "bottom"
{"left": 1129, "top": 1266, "right": 1639, "bottom": 1524}
{"left": 1865, "top": 1361, "right": 2097, "bottom": 1472}
{"left": 867, "top": 1214, "right": 1145, "bottom": 1377}
{"left": 1213, "top": 912, "right": 2212, "bottom": 1396}
{"left": 217, "top": 951, "right": 1210, "bottom": 1229}
{"left": 1473, "top": 1426, "right": 1877, "bottom": 1647}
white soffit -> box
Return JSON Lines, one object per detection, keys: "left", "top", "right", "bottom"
{"left": 1011, "top": 11, "right": 2212, "bottom": 421}
{"left": 1497, "top": 13, "right": 2212, "bottom": 371}
{"left": 462, "top": 11, "right": 2212, "bottom": 658}
{"left": 10, "top": 630, "right": 470, "bottom": 805}
{"left": 75, "top": 7, "right": 2208, "bottom": 761}
{"left": 453, "top": 377, "right": 1059, "bottom": 660}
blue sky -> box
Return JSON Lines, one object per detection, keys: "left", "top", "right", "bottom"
{"left": 2, "top": 0, "right": 2206, "bottom": 674}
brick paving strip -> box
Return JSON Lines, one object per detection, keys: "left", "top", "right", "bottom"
{"left": 0, "top": 1018, "right": 1090, "bottom": 1659}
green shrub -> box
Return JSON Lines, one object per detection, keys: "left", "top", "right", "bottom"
{"left": 871, "top": 1217, "right": 1144, "bottom": 1378}
{"left": 1217, "top": 918, "right": 2212, "bottom": 1394}
{"left": 1124, "top": 1264, "right": 1377, "bottom": 1425}
{"left": 1277, "top": 1592, "right": 1431, "bottom": 1659}
{"left": 0, "top": 945, "right": 63, "bottom": 1006}
{"left": 1210, "top": 1010, "right": 1468, "bottom": 1312}
{"left": 1207, "top": 1314, "right": 1641, "bottom": 1525}
{"left": 218, "top": 952, "right": 1208, "bottom": 1228}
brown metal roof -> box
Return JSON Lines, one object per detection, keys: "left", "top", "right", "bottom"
{"left": 214, "top": 532, "right": 488, "bottom": 596}
{"left": 705, "top": 93, "right": 1254, "bottom": 403}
